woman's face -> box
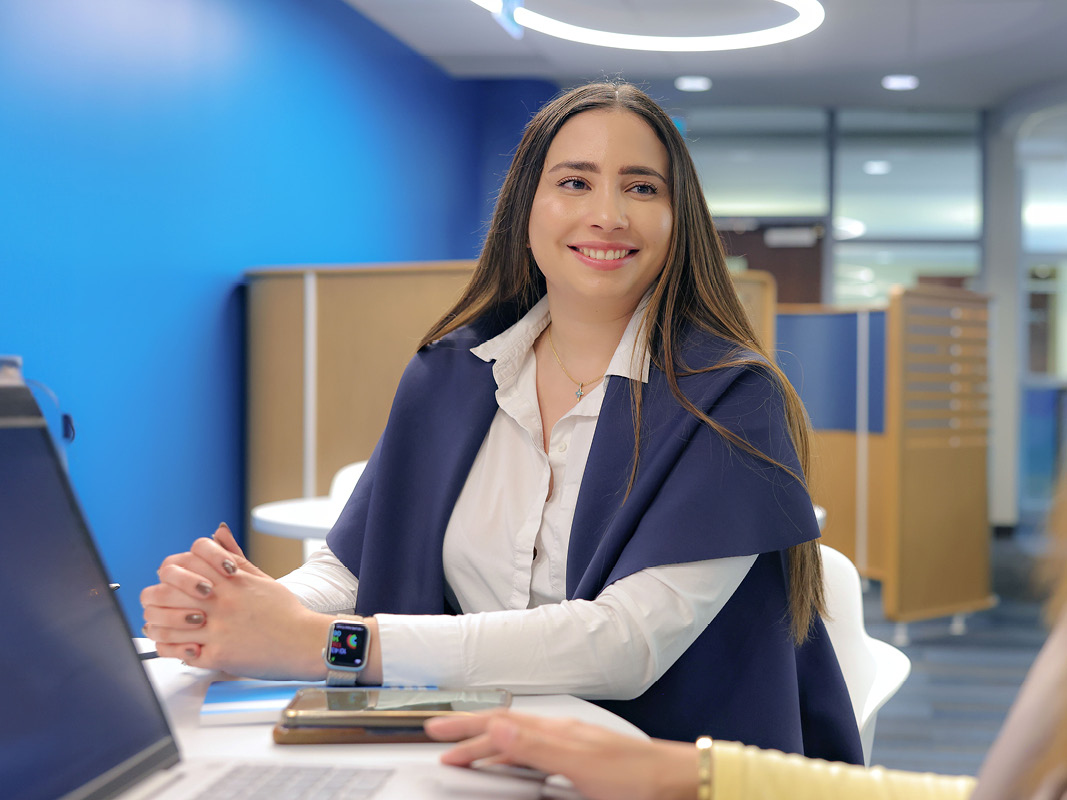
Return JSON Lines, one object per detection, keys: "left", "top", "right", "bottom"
{"left": 528, "top": 109, "right": 672, "bottom": 319}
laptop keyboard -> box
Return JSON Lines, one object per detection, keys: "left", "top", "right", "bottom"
{"left": 193, "top": 764, "right": 394, "bottom": 799}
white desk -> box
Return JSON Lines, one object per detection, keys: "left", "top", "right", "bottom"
{"left": 144, "top": 655, "right": 645, "bottom": 797}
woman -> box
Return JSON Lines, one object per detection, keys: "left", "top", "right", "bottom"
{"left": 424, "top": 476, "right": 1067, "bottom": 800}
{"left": 141, "top": 82, "right": 861, "bottom": 763}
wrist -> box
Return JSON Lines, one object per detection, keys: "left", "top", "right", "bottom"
{"left": 315, "top": 613, "right": 383, "bottom": 685}
{"left": 651, "top": 740, "right": 705, "bottom": 800}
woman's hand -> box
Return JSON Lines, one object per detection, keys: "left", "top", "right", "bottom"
{"left": 424, "top": 711, "right": 699, "bottom": 800}
{"left": 140, "top": 524, "right": 332, "bottom": 680}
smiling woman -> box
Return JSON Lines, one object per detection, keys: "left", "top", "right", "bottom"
{"left": 141, "top": 81, "right": 862, "bottom": 765}
{"left": 529, "top": 109, "right": 672, "bottom": 328}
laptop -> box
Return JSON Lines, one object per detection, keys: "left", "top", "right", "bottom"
{"left": 0, "top": 366, "right": 547, "bottom": 800}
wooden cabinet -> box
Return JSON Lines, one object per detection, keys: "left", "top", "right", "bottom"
{"left": 245, "top": 262, "right": 474, "bottom": 577}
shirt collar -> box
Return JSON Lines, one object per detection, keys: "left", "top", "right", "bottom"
{"left": 471, "top": 292, "right": 653, "bottom": 386}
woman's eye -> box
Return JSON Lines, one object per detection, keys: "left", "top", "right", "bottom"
{"left": 558, "top": 177, "right": 589, "bottom": 191}
{"left": 630, "top": 182, "right": 658, "bottom": 196}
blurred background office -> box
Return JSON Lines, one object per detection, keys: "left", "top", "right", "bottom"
{"left": 2, "top": 0, "right": 1066, "bottom": 778}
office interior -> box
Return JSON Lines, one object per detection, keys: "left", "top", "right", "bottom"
{"left": 3, "top": 0, "right": 1066, "bottom": 778}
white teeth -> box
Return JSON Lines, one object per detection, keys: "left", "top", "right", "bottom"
{"left": 578, "top": 247, "right": 630, "bottom": 261}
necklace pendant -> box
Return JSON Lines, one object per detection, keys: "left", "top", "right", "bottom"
{"left": 575, "top": 384, "right": 584, "bottom": 399}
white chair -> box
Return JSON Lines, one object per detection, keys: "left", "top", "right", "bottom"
{"left": 819, "top": 543, "right": 912, "bottom": 766}
{"left": 329, "top": 461, "right": 368, "bottom": 508}
{"left": 250, "top": 461, "right": 369, "bottom": 561}
{"left": 301, "top": 461, "right": 368, "bottom": 558}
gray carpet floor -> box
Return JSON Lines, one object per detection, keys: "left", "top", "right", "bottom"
{"left": 864, "top": 534, "right": 1052, "bottom": 776}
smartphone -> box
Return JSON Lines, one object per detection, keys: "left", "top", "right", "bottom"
{"left": 272, "top": 724, "right": 436, "bottom": 745}
{"left": 280, "top": 687, "right": 512, "bottom": 728}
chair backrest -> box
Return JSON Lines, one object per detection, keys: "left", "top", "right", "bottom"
{"left": 329, "top": 460, "right": 368, "bottom": 508}
{"left": 819, "top": 544, "right": 912, "bottom": 765}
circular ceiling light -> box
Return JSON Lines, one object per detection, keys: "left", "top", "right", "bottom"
{"left": 862, "top": 160, "right": 892, "bottom": 175}
{"left": 470, "top": 0, "right": 826, "bottom": 52}
{"left": 882, "top": 74, "right": 919, "bottom": 91}
{"left": 675, "top": 76, "right": 713, "bottom": 92}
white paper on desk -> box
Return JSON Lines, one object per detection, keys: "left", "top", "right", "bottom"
{"left": 199, "top": 678, "right": 322, "bottom": 726}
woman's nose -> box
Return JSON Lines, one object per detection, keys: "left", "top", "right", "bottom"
{"left": 588, "top": 188, "right": 627, "bottom": 230}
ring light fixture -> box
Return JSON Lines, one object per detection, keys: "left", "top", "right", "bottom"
{"left": 468, "top": 0, "right": 826, "bottom": 52}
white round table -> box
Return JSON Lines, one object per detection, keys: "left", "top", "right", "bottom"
{"left": 252, "top": 496, "right": 343, "bottom": 558}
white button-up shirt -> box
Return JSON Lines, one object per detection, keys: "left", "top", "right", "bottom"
{"left": 280, "top": 297, "right": 755, "bottom": 699}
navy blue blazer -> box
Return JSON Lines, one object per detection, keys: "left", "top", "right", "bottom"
{"left": 327, "top": 311, "right": 863, "bottom": 765}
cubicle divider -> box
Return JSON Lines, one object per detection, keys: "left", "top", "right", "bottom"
{"left": 246, "top": 262, "right": 476, "bottom": 577}
{"left": 245, "top": 263, "right": 778, "bottom": 578}
{"left": 778, "top": 286, "right": 994, "bottom": 623}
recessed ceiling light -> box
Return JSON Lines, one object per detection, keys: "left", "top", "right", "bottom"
{"left": 863, "top": 160, "right": 892, "bottom": 175}
{"left": 675, "top": 76, "right": 713, "bottom": 92}
{"left": 882, "top": 74, "right": 919, "bottom": 91}
{"left": 470, "top": 0, "right": 826, "bottom": 52}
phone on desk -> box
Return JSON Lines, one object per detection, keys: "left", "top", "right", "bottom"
{"left": 272, "top": 725, "right": 438, "bottom": 744}
{"left": 273, "top": 687, "right": 512, "bottom": 745}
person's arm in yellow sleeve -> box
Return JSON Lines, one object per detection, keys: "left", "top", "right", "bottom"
{"left": 713, "top": 739, "right": 975, "bottom": 800}
{"left": 425, "top": 712, "right": 978, "bottom": 800}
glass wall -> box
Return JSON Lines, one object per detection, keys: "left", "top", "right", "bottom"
{"left": 835, "top": 242, "right": 981, "bottom": 305}
{"left": 833, "top": 110, "right": 982, "bottom": 305}
{"left": 682, "top": 107, "right": 984, "bottom": 307}
{"left": 685, "top": 108, "right": 828, "bottom": 219}
{"left": 1019, "top": 110, "right": 1067, "bottom": 520}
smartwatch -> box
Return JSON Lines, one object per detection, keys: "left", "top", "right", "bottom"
{"left": 323, "top": 619, "right": 369, "bottom": 686}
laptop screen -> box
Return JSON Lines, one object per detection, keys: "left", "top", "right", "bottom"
{"left": 0, "top": 384, "right": 179, "bottom": 800}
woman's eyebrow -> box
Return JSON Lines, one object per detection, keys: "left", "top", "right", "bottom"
{"left": 546, "top": 160, "right": 599, "bottom": 174}
{"left": 621, "top": 165, "right": 668, "bottom": 183}
{"left": 546, "top": 160, "right": 668, "bottom": 184}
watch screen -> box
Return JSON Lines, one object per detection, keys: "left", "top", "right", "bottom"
{"left": 327, "top": 622, "right": 367, "bottom": 669}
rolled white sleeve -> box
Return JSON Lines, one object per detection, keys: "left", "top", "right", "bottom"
{"left": 377, "top": 554, "right": 755, "bottom": 698}
{"left": 277, "top": 545, "right": 359, "bottom": 614}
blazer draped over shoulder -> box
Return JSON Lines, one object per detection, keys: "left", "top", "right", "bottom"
{"left": 327, "top": 309, "right": 863, "bottom": 764}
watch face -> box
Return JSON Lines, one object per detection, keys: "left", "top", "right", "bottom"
{"left": 326, "top": 621, "right": 367, "bottom": 671}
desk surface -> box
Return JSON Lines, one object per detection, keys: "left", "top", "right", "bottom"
{"left": 144, "top": 654, "right": 644, "bottom": 796}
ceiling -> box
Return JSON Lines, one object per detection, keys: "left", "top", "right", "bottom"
{"left": 343, "top": 0, "right": 1067, "bottom": 113}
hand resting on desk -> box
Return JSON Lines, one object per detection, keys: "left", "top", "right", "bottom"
{"left": 140, "top": 523, "right": 382, "bottom": 683}
{"left": 425, "top": 711, "right": 698, "bottom": 800}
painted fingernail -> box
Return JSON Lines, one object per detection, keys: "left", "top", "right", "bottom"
{"left": 222, "top": 559, "right": 237, "bottom": 575}
{"left": 184, "top": 647, "right": 197, "bottom": 660}
{"left": 185, "top": 613, "right": 205, "bottom": 625}
{"left": 141, "top": 624, "right": 149, "bottom": 636}
{"left": 196, "top": 581, "right": 212, "bottom": 597}
{"left": 218, "top": 521, "right": 230, "bottom": 530}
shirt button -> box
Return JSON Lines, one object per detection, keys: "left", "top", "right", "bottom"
{"left": 557, "top": 442, "right": 568, "bottom": 453}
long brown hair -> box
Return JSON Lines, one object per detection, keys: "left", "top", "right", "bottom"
{"left": 421, "top": 82, "right": 824, "bottom": 642}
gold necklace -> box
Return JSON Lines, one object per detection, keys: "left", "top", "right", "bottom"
{"left": 547, "top": 327, "right": 604, "bottom": 400}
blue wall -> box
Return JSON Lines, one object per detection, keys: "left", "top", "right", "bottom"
{"left": 0, "top": 0, "right": 555, "bottom": 628}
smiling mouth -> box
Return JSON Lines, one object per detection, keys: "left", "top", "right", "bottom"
{"left": 570, "top": 246, "right": 637, "bottom": 261}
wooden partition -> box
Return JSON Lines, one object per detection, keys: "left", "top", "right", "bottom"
{"left": 246, "top": 262, "right": 475, "bottom": 576}
{"left": 882, "top": 285, "right": 994, "bottom": 621}
{"left": 777, "top": 286, "right": 994, "bottom": 622}
{"left": 731, "top": 269, "right": 776, "bottom": 348}
{"left": 245, "top": 264, "right": 777, "bottom": 577}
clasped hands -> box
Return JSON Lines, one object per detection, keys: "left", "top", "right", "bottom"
{"left": 139, "top": 523, "right": 334, "bottom": 680}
